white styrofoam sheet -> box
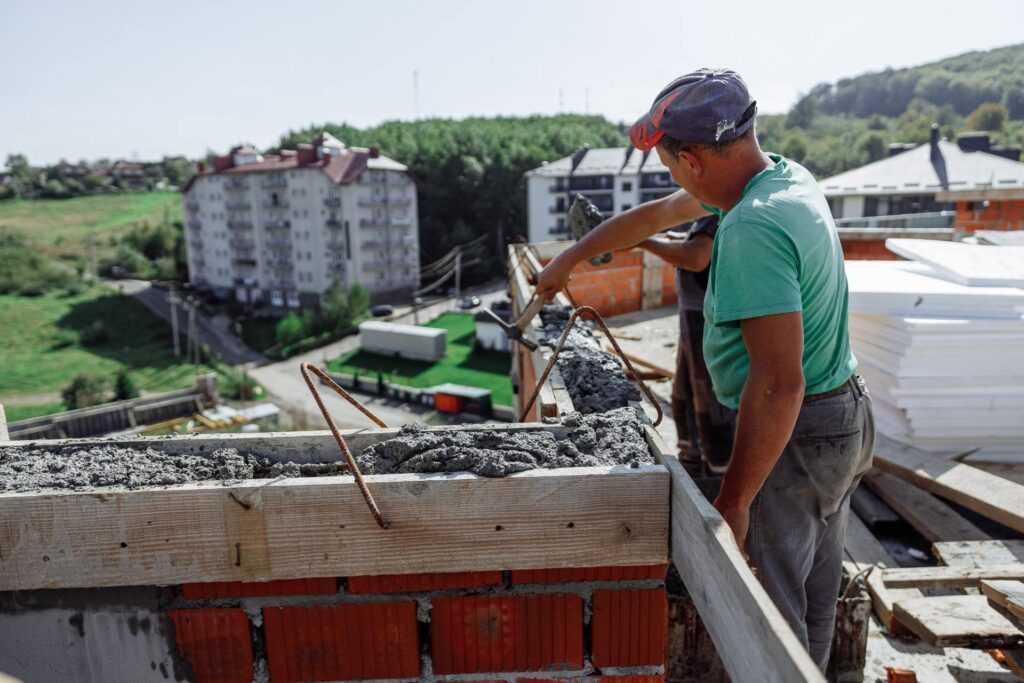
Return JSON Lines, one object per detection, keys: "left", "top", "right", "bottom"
{"left": 886, "top": 238, "right": 1024, "bottom": 288}
{"left": 845, "top": 261, "right": 1024, "bottom": 318}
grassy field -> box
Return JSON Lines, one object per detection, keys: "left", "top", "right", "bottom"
{"left": 328, "top": 312, "right": 514, "bottom": 407}
{"left": 0, "top": 286, "right": 213, "bottom": 414}
{"left": 0, "top": 192, "right": 181, "bottom": 259}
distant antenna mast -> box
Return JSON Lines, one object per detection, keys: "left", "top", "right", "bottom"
{"left": 413, "top": 69, "right": 420, "bottom": 119}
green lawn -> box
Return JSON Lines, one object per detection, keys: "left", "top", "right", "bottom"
{"left": 0, "top": 192, "right": 181, "bottom": 260}
{"left": 4, "top": 401, "right": 66, "bottom": 423}
{"left": 0, "top": 286, "right": 213, "bottom": 405}
{"left": 328, "top": 312, "right": 514, "bottom": 407}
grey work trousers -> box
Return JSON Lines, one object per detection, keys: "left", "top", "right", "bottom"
{"left": 745, "top": 375, "right": 875, "bottom": 671}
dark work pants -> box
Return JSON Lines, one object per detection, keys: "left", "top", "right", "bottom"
{"left": 745, "top": 376, "right": 875, "bottom": 670}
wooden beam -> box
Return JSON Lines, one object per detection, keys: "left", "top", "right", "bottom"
{"left": 893, "top": 595, "right": 1024, "bottom": 648}
{"left": 843, "top": 513, "right": 922, "bottom": 634}
{"left": 850, "top": 485, "right": 900, "bottom": 531}
{"left": 0, "top": 461, "right": 669, "bottom": 592}
{"left": 981, "top": 580, "right": 1024, "bottom": 623}
{"left": 933, "top": 540, "right": 1024, "bottom": 568}
{"left": 863, "top": 471, "right": 989, "bottom": 543}
{"left": 873, "top": 434, "right": 1024, "bottom": 534}
{"left": 882, "top": 565, "right": 1024, "bottom": 589}
{"left": 647, "top": 427, "right": 824, "bottom": 683}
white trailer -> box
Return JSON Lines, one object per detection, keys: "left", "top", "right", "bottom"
{"left": 358, "top": 321, "right": 447, "bottom": 361}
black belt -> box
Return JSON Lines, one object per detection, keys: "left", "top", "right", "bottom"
{"left": 803, "top": 375, "right": 863, "bottom": 404}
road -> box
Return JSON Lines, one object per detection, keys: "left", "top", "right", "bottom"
{"left": 115, "top": 279, "right": 265, "bottom": 365}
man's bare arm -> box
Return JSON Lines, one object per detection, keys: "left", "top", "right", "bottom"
{"left": 713, "top": 311, "right": 805, "bottom": 550}
{"left": 536, "top": 189, "right": 707, "bottom": 299}
{"left": 639, "top": 233, "right": 713, "bottom": 272}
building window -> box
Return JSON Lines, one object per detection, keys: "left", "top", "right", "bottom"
{"left": 622, "top": 182, "right": 632, "bottom": 192}
{"left": 621, "top": 204, "right": 632, "bottom": 211}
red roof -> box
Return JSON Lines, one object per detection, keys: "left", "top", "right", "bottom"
{"left": 183, "top": 145, "right": 379, "bottom": 193}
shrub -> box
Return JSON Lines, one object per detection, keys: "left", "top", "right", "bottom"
{"left": 114, "top": 370, "right": 139, "bottom": 401}
{"left": 220, "top": 366, "right": 259, "bottom": 401}
{"left": 0, "top": 232, "right": 77, "bottom": 295}
{"left": 61, "top": 374, "right": 110, "bottom": 409}
{"left": 275, "top": 313, "right": 306, "bottom": 346}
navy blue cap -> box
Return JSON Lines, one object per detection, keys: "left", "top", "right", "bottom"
{"left": 630, "top": 69, "right": 756, "bottom": 151}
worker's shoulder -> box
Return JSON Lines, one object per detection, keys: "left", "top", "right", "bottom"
{"left": 730, "top": 160, "right": 831, "bottom": 238}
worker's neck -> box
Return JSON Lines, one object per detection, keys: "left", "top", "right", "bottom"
{"left": 705, "top": 147, "right": 773, "bottom": 212}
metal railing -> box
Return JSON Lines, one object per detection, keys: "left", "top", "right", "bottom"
{"left": 324, "top": 197, "right": 342, "bottom": 209}
{"left": 228, "top": 238, "right": 255, "bottom": 251}
{"left": 227, "top": 220, "right": 254, "bottom": 231}
{"left": 225, "top": 178, "right": 249, "bottom": 191}
{"left": 834, "top": 210, "right": 955, "bottom": 230}
{"left": 326, "top": 217, "right": 343, "bottom": 228}
{"left": 261, "top": 177, "right": 287, "bottom": 189}
{"left": 265, "top": 219, "right": 291, "bottom": 231}
{"left": 226, "top": 201, "right": 251, "bottom": 211}
{"left": 262, "top": 200, "right": 290, "bottom": 210}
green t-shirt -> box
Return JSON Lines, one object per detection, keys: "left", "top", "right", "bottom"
{"left": 702, "top": 154, "right": 857, "bottom": 409}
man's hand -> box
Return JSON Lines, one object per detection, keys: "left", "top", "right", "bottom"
{"left": 536, "top": 253, "right": 573, "bottom": 301}
{"left": 713, "top": 496, "right": 751, "bottom": 554}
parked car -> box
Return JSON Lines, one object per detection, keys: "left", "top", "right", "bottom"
{"left": 370, "top": 304, "right": 394, "bottom": 318}
{"left": 458, "top": 296, "right": 481, "bottom": 310}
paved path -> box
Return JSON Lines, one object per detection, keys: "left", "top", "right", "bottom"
{"left": 250, "top": 282, "right": 508, "bottom": 429}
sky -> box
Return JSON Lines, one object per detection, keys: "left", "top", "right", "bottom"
{"left": 3, "top": 0, "right": 1023, "bottom": 165}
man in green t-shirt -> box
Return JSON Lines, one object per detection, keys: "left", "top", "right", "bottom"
{"left": 537, "top": 69, "right": 874, "bottom": 670}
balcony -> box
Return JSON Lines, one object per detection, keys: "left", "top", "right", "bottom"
{"left": 834, "top": 211, "right": 955, "bottom": 231}
{"left": 228, "top": 238, "right": 255, "bottom": 251}
{"left": 187, "top": 221, "right": 202, "bottom": 232}
{"left": 359, "top": 218, "right": 386, "bottom": 228}
{"left": 227, "top": 219, "right": 254, "bottom": 231}
{"left": 225, "top": 178, "right": 249, "bottom": 191}
{"left": 268, "top": 261, "right": 295, "bottom": 274}
{"left": 185, "top": 201, "right": 200, "bottom": 212}
{"left": 327, "top": 240, "right": 347, "bottom": 253}
{"left": 549, "top": 205, "right": 566, "bottom": 214}
{"left": 361, "top": 239, "right": 383, "bottom": 250}
{"left": 265, "top": 219, "right": 291, "bottom": 231}
{"left": 324, "top": 197, "right": 341, "bottom": 209}
{"left": 326, "top": 216, "right": 343, "bottom": 229}
{"left": 262, "top": 199, "right": 290, "bottom": 210}
{"left": 232, "top": 257, "right": 257, "bottom": 268}
{"left": 261, "top": 176, "right": 288, "bottom": 189}
{"left": 226, "top": 201, "right": 251, "bottom": 211}
{"left": 188, "top": 239, "right": 204, "bottom": 251}
{"left": 549, "top": 182, "right": 569, "bottom": 193}
{"left": 192, "top": 257, "right": 206, "bottom": 269}
{"left": 389, "top": 217, "right": 413, "bottom": 228}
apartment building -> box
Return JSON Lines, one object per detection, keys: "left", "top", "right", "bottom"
{"left": 182, "top": 132, "right": 419, "bottom": 309}
{"left": 525, "top": 146, "right": 678, "bottom": 243}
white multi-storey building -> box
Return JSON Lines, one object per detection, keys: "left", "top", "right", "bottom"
{"left": 182, "top": 133, "right": 419, "bottom": 308}
{"left": 525, "top": 146, "right": 678, "bottom": 243}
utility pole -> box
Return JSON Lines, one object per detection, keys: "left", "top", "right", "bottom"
{"left": 169, "top": 291, "right": 180, "bottom": 358}
{"left": 454, "top": 250, "right": 462, "bottom": 305}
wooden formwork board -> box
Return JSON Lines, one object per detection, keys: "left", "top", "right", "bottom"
{"left": 0, "top": 424, "right": 669, "bottom": 592}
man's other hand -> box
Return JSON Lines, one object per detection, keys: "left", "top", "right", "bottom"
{"left": 713, "top": 496, "right": 751, "bottom": 555}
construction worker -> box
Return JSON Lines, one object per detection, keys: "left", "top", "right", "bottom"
{"left": 536, "top": 69, "right": 874, "bottom": 670}
{"left": 639, "top": 216, "right": 734, "bottom": 474}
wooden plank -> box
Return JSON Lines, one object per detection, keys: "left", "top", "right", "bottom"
{"left": 981, "top": 580, "right": 1024, "bottom": 623}
{"left": 882, "top": 565, "right": 1024, "bottom": 589}
{"left": 843, "top": 513, "right": 922, "bottom": 633}
{"left": 0, "top": 463, "right": 669, "bottom": 592}
{"left": 646, "top": 426, "right": 824, "bottom": 683}
{"left": 934, "top": 540, "right": 1024, "bottom": 568}
{"left": 850, "top": 484, "right": 900, "bottom": 530}
{"left": 893, "top": 595, "right": 1024, "bottom": 648}
{"left": 863, "top": 471, "right": 989, "bottom": 543}
{"left": 873, "top": 434, "right": 1024, "bottom": 534}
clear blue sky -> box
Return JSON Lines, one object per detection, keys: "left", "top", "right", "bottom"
{"left": 3, "top": 0, "right": 1023, "bottom": 165}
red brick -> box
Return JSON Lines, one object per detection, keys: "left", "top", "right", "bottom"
{"left": 182, "top": 578, "right": 337, "bottom": 600}
{"left": 592, "top": 588, "right": 668, "bottom": 667}
{"left": 348, "top": 570, "right": 502, "bottom": 594}
{"left": 170, "top": 608, "right": 253, "bottom": 683}
{"left": 263, "top": 603, "right": 419, "bottom": 682}
{"left": 431, "top": 594, "right": 584, "bottom": 674}
{"left": 511, "top": 564, "right": 667, "bottom": 585}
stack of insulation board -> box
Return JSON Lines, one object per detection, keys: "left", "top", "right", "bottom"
{"left": 845, "top": 240, "right": 1024, "bottom": 460}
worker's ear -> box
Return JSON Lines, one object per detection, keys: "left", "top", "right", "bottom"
{"left": 678, "top": 149, "right": 703, "bottom": 178}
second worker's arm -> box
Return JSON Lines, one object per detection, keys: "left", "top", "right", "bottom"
{"left": 536, "top": 189, "right": 707, "bottom": 298}
{"left": 638, "top": 233, "right": 713, "bottom": 272}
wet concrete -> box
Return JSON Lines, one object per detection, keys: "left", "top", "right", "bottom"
{"left": 539, "top": 306, "right": 640, "bottom": 413}
{"left": 0, "top": 407, "right": 652, "bottom": 490}
{"left": 357, "top": 406, "right": 653, "bottom": 477}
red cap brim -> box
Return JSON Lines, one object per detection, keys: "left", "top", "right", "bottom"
{"left": 629, "top": 115, "right": 664, "bottom": 151}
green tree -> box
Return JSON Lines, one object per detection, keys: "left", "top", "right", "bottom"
{"left": 786, "top": 95, "right": 817, "bottom": 129}
{"left": 965, "top": 102, "right": 1008, "bottom": 132}
{"left": 858, "top": 132, "right": 888, "bottom": 162}
{"left": 347, "top": 284, "right": 370, "bottom": 320}
{"left": 321, "top": 282, "right": 353, "bottom": 332}
{"left": 781, "top": 134, "right": 808, "bottom": 163}
{"left": 62, "top": 374, "right": 110, "bottom": 409}
{"left": 275, "top": 313, "right": 306, "bottom": 345}
{"left": 114, "top": 370, "right": 140, "bottom": 400}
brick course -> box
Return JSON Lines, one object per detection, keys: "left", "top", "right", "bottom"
{"left": 169, "top": 608, "right": 253, "bottom": 683}
{"left": 592, "top": 588, "right": 669, "bottom": 667}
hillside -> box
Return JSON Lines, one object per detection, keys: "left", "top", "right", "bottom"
{"left": 797, "top": 42, "right": 1024, "bottom": 119}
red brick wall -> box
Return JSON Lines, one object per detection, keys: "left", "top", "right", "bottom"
{"left": 169, "top": 565, "right": 669, "bottom": 682}
{"left": 840, "top": 239, "right": 900, "bottom": 260}
{"left": 955, "top": 199, "right": 1024, "bottom": 232}
{"left": 563, "top": 252, "right": 645, "bottom": 318}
